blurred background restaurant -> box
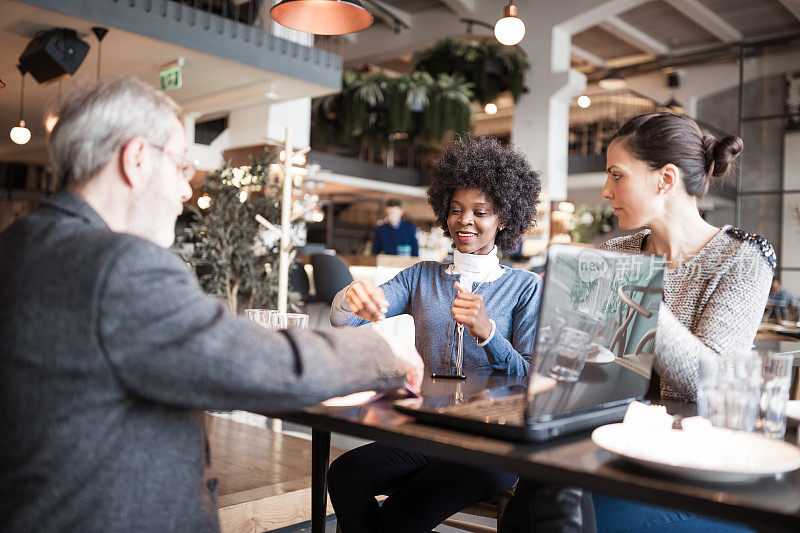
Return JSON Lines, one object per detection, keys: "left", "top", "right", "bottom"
{"left": 2, "top": 0, "right": 800, "bottom": 315}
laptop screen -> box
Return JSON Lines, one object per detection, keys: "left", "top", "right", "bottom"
{"left": 525, "top": 245, "right": 666, "bottom": 423}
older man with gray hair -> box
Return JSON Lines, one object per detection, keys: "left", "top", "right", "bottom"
{"left": 0, "top": 77, "right": 422, "bottom": 532}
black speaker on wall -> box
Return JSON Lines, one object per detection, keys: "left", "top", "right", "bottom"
{"left": 19, "top": 28, "right": 89, "bottom": 84}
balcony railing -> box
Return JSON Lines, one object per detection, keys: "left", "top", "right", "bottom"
{"left": 169, "top": 0, "right": 342, "bottom": 56}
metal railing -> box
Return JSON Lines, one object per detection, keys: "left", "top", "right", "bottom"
{"left": 165, "top": 0, "right": 342, "bottom": 55}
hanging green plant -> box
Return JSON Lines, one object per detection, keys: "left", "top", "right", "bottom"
{"left": 422, "top": 73, "right": 474, "bottom": 143}
{"left": 412, "top": 37, "right": 529, "bottom": 105}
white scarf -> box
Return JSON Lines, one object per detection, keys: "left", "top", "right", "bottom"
{"left": 448, "top": 246, "right": 504, "bottom": 291}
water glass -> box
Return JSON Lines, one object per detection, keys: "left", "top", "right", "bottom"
{"left": 271, "top": 312, "right": 310, "bottom": 330}
{"left": 538, "top": 309, "right": 601, "bottom": 383}
{"left": 245, "top": 309, "right": 277, "bottom": 330}
{"left": 697, "top": 351, "right": 761, "bottom": 432}
{"left": 756, "top": 352, "right": 794, "bottom": 439}
{"left": 698, "top": 350, "right": 794, "bottom": 439}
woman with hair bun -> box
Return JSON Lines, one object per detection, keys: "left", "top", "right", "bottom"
{"left": 502, "top": 113, "right": 767, "bottom": 533}
{"left": 600, "top": 112, "right": 773, "bottom": 402}
{"left": 594, "top": 113, "right": 769, "bottom": 532}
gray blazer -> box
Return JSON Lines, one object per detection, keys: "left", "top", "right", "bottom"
{"left": 0, "top": 192, "right": 405, "bottom": 532}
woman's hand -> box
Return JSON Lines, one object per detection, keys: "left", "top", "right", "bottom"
{"left": 452, "top": 281, "right": 493, "bottom": 342}
{"left": 346, "top": 279, "right": 389, "bottom": 322}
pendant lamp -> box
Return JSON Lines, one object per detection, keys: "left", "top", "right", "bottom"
{"left": 494, "top": 2, "right": 525, "bottom": 46}
{"left": 10, "top": 67, "right": 31, "bottom": 145}
{"left": 599, "top": 70, "right": 627, "bottom": 90}
{"left": 271, "top": 0, "right": 373, "bottom": 35}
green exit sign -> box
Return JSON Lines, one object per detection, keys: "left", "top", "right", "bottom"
{"left": 160, "top": 66, "right": 182, "bottom": 91}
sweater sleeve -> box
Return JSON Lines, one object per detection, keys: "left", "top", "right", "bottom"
{"left": 481, "top": 273, "right": 543, "bottom": 376}
{"left": 330, "top": 264, "right": 418, "bottom": 328}
{"left": 654, "top": 249, "right": 772, "bottom": 400}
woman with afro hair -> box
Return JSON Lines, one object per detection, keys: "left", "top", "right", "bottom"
{"left": 326, "top": 136, "right": 542, "bottom": 532}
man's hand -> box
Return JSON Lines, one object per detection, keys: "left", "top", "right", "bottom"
{"left": 452, "top": 281, "right": 493, "bottom": 342}
{"left": 346, "top": 279, "right": 389, "bottom": 322}
{"left": 374, "top": 331, "right": 424, "bottom": 394}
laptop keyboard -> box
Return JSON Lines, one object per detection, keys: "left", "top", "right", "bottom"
{"left": 436, "top": 394, "right": 526, "bottom": 423}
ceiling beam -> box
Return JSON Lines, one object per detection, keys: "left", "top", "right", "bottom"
{"left": 437, "top": 0, "right": 476, "bottom": 15}
{"left": 598, "top": 16, "right": 670, "bottom": 56}
{"left": 777, "top": 0, "right": 800, "bottom": 22}
{"left": 571, "top": 45, "right": 607, "bottom": 68}
{"left": 664, "top": 0, "right": 742, "bottom": 43}
{"left": 366, "top": 0, "right": 413, "bottom": 31}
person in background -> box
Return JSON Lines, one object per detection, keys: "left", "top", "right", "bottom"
{"left": 767, "top": 277, "right": 796, "bottom": 322}
{"left": 372, "top": 197, "right": 419, "bottom": 256}
{"left": 0, "top": 77, "right": 423, "bottom": 533}
{"left": 328, "top": 136, "right": 542, "bottom": 532}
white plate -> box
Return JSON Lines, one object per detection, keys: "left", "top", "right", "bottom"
{"left": 591, "top": 423, "right": 800, "bottom": 483}
{"left": 585, "top": 344, "right": 615, "bottom": 364}
{"left": 787, "top": 400, "right": 800, "bottom": 423}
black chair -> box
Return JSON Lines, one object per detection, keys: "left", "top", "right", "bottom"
{"left": 289, "top": 260, "right": 311, "bottom": 302}
{"left": 311, "top": 253, "right": 354, "bottom": 305}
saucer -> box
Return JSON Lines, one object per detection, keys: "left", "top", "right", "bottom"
{"left": 586, "top": 344, "right": 615, "bottom": 364}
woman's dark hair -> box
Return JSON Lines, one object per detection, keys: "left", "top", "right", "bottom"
{"left": 427, "top": 136, "right": 541, "bottom": 253}
{"left": 611, "top": 112, "right": 743, "bottom": 197}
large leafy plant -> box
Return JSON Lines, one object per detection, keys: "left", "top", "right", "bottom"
{"left": 412, "top": 37, "right": 528, "bottom": 105}
{"left": 177, "top": 152, "right": 304, "bottom": 315}
{"left": 312, "top": 69, "right": 473, "bottom": 154}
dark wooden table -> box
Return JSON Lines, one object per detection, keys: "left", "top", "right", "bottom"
{"left": 282, "top": 371, "right": 800, "bottom": 533}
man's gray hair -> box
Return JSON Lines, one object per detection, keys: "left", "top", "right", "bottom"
{"left": 49, "top": 76, "right": 180, "bottom": 187}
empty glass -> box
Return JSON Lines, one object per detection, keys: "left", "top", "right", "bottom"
{"left": 245, "top": 309, "right": 277, "bottom": 330}
{"left": 697, "top": 351, "right": 761, "bottom": 432}
{"left": 271, "top": 312, "right": 310, "bottom": 330}
{"left": 698, "top": 350, "right": 794, "bottom": 439}
{"left": 757, "top": 352, "right": 794, "bottom": 439}
{"left": 538, "top": 309, "right": 601, "bottom": 382}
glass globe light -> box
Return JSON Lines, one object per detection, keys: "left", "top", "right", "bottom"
{"left": 494, "top": 4, "right": 525, "bottom": 46}
{"left": 10, "top": 120, "right": 31, "bottom": 145}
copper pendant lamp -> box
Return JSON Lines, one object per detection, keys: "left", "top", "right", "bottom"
{"left": 271, "top": 0, "right": 374, "bottom": 35}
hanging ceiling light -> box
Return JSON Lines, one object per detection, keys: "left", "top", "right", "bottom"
{"left": 484, "top": 102, "right": 498, "bottom": 115}
{"left": 577, "top": 95, "right": 591, "bottom": 109}
{"left": 271, "top": 0, "right": 373, "bottom": 35}
{"left": 10, "top": 67, "right": 31, "bottom": 145}
{"left": 598, "top": 70, "right": 627, "bottom": 90}
{"left": 494, "top": 2, "right": 525, "bottom": 46}
{"left": 92, "top": 27, "right": 109, "bottom": 80}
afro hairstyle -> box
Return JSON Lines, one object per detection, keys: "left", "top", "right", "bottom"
{"left": 427, "top": 136, "right": 541, "bottom": 253}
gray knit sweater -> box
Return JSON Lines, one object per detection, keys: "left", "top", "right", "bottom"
{"left": 601, "top": 225, "right": 775, "bottom": 400}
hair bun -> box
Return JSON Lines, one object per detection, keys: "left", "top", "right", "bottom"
{"left": 708, "top": 134, "right": 743, "bottom": 178}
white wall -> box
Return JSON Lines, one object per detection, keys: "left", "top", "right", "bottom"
{"left": 614, "top": 48, "right": 800, "bottom": 118}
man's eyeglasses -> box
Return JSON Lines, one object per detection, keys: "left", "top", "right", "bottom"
{"left": 149, "top": 144, "right": 196, "bottom": 181}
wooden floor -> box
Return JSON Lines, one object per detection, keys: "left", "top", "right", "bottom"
{"left": 206, "top": 414, "right": 345, "bottom": 533}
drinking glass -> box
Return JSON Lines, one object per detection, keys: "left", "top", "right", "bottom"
{"left": 271, "top": 312, "right": 309, "bottom": 330}
{"left": 697, "top": 351, "right": 761, "bottom": 432}
{"left": 698, "top": 350, "right": 793, "bottom": 438}
{"left": 756, "top": 352, "right": 794, "bottom": 439}
{"left": 539, "top": 309, "right": 600, "bottom": 382}
{"left": 245, "top": 309, "right": 277, "bottom": 330}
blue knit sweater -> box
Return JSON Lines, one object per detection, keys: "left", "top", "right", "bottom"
{"left": 331, "top": 261, "right": 542, "bottom": 376}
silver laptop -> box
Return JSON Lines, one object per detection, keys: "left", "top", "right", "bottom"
{"left": 394, "top": 244, "right": 666, "bottom": 442}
